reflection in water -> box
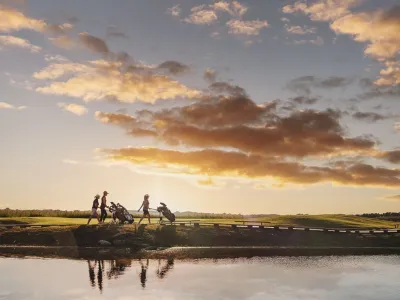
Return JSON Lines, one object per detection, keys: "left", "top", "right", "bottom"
{"left": 139, "top": 259, "right": 149, "bottom": 288}
{"left": 2, "top": 256, "right": 400, "bottom": 299}
{"left": 86, "top": 258, "right": 175, "bottom": 292}
{"left": 157, "top": 258, "right": 174, "bottom": 279}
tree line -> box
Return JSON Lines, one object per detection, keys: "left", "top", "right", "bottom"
{"left": 0, "top": 208, "right": 277, "bottom": 219}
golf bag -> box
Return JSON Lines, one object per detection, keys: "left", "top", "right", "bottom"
{"left": 108, "top": 201, "right": 134, "bottom": 224}
{"left": 156, "top": 202, "right": 176, "bottom": 223}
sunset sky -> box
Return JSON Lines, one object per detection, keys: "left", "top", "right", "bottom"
{"left": 0, "top": 0, "right": 399, "bottom": 214}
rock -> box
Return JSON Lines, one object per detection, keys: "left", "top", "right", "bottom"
{"left": 144, "top": 246, "right": 158, "bottom": 251}
{"left": 157, "top": 247, "right": 169, "bottom": 251}
{"left": 112, "top": 233, "right": 136, "bottom": 240}
{"left": 98, "top": 240, "right": 112, "bottom": 246}
{"left": 112, "top": 240, "right": 126, "bottom": 246}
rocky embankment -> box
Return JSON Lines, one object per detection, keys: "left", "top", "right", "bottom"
{"left": 2, "top": 224, "right": 400, "bottom": 247}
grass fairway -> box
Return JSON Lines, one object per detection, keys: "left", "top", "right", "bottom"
{"left": 0, "top": 214, "right": 397, "bottom": 229}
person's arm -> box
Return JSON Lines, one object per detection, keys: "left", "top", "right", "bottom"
{"left": 138, "top": 202, "right": 143, "bottom": 212}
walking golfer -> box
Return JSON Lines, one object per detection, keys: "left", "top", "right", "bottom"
{"left": 138, "top": 194, "right": 151, "bottom": 224}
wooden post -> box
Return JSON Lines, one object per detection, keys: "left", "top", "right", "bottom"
{"left": 180, "top": 223, "right": 185, "bottom": 227}
{"left": 288, "top": 226, "right": 294, "bottom": 230}
{"left": 335, "top": 229, "right": 340, "bottom": 233}
{"left": 247, "top": 225, "right": 253, "bottom": 229}
{"left": 304, "top": 228, "right": 310, "bottom": 231}
{"left": 194, "top": 223, "right": 200, "bottom": 228}
{"left": 214, "top": 224, "right": 219, "bottom": 229}
{"left": 274, "top": 226, "right": 280, "bottom": 230}
{"left": 259, "top": 225, "right": 264, "bottom": 229}
{"left": 323, "top": 229, "right": 329, "bottom": 233}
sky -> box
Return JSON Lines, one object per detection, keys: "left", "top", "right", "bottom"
{"left": 0, "top": 0, "right": 399, "bottom": 214}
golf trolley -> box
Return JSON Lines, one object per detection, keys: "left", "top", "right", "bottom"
{"left": 156, "top": 202, "right": 176, "bottom": 224}
{"left": 108, "top": 201, "right": 134, "bottom": 224}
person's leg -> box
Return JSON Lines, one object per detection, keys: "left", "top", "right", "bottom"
{"left": 87, "top": 217, "right": 91, "bottom": 224}
{"left": 101, "top": 208, "right": 106, "bottom": 223}
{"left": 103, "top": 209, "right": 107, "bottom": 223}
{"left": 138, "top": 214, "right": 144, "bottom": 224}
{"left": 147, "top": 214, "right": 151, "bottom": 224}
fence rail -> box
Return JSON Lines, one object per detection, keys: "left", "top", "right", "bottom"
{"left": 1, "top": 222, "right": 399, "bottom": 235}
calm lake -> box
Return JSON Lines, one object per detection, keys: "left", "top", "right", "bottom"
{"left": 1, "top": 255, "right": 400, "bottom": 299}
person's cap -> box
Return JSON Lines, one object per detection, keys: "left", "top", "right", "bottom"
{"left": 104, "top": 191, "right": 109, "bottom": 195}
{"left": 144, "top": 194, "right": 149, "bottom": 197}
{"left": 95, "top": 194, "right": 100, "bottom": 198}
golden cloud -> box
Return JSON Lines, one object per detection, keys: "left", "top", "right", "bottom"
{"left": 0, "top": 101, "right": 26, "bottom": 110}
{"left": 95, "top": 93, "right": 377, "bottom": 158}
{"left": 282, "top": 0, "right": 363, "bottom": 21}
{"left": 57, "top": 102, "right": 88, "bottom": 116}
{"left": 226, "top": 19, "right": 269, "bottom": 36}
{"left": 0, "top": 4, "right": 46, "bottom": 32}
{"left": 101, "top": 147, "right": 400, "bottom": 188}
{"left": 184, "top": 7, "right": 218, "bottom": 25}
{"left": 34, "top": 60, "right": 200, "bottom": 104}
{"left": 0, "top": 35, "right": 41, "bottom": 52}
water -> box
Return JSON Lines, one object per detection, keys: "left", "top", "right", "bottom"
{"left": 1, "top": 256, "right": 400, "bottom": 299}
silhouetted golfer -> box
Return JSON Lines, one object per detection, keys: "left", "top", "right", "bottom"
{"left": 100, "top": 191, "right": 109, "bottom": 224}
{"left": 88, "top": 195, "right": 100, "bottom": 224}
{"left": 138, "top": 194, "right": 151, "bottom": 224}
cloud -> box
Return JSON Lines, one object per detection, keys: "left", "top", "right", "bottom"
{"left": 287, "top": 75, "right": 353, "bottom": 95}
{"left": 0, "top": 35, "right": 41, "bottom": 52}
{"left": 184, "top": 7, "right": 218, "bottom": 25}
{"left": 282, "top": 0, "right": 363, "bottom": 22}
{"left": 0, "top": 101, "right": 26, "bottom": 110}
{"left": 157, "top": 60, "right": 190, "bottom": 75}
{"left": 352, "top": 112, "right": 388, "bottom": 122}
{"left": 95, "top": 92, "right": 376, "bottom": 159}
{"left": 204, "top": 68, "right": 217, "bottom": 83}
{"left": 33, "top": 62, "right": 92, "bottom": 80}
{"left": 78, "top": 32, "right": 109, "bottom": 54}
{"left": 375, "top": 61, "right": 400, "bottom": 86}
{"left": 209, "top": 81, "right": 247, "bottom": 96}
{"left": 49, "top": 35, "right": 75, "bottom": 49}
{"left": 44, "top": 54, "right": 68, "bottom": 62}
{"left": 383, "top": 194, "right": 400, "bottom": 201}
{"left": 106, "top": 25, "right": 128, "bottom": 39}
{"left": 0, "top": 4, "right": 46, "bottom": 32}
{"left": 287, "top": 4, "right": 400, "bottom": 86}
{"left": 226, "top": 19, "right": 269, "bottom": 36}
{"left": 285, "top": 25, "right": 317, "bottom": 35}
{"left": 211, "top": 1, "right": 248, "bottom": 17}
{"left": 379, "top": 150, "right": 400, "bottom": 164}
{"left": 166, "top": 5, "right": 181, "bottom": 17}
{"left": 395, "top": 122, "right": 400, "bottom": 132}
{"left": 62, "top": 159, "right": 79, "bottom": 165}
{"left": 100, "top": 147, "right": 400, "bottom": 188}
{"left": 331, "top": 6, "right": 400, "bottom": 61}
{"left": 293, "top": 36, "right": 324, "bottom": 46}
{"left": 45, "top": 22, "right": 74, "bottom": 36}
{"left": 34, "top": 60, "right": 200, "bottom": 104}
{"left": 290, "top": 96, "right": 319, "bottom": 105}
{"left": 57, "top": 102, "right": 88, "bottom": 116}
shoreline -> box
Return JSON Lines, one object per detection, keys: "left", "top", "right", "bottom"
{"left": 2, "top": 246, "right": 400, "bottom": 260}
{"left": 2, "top": 224, "right": 400, "bottom": 259}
